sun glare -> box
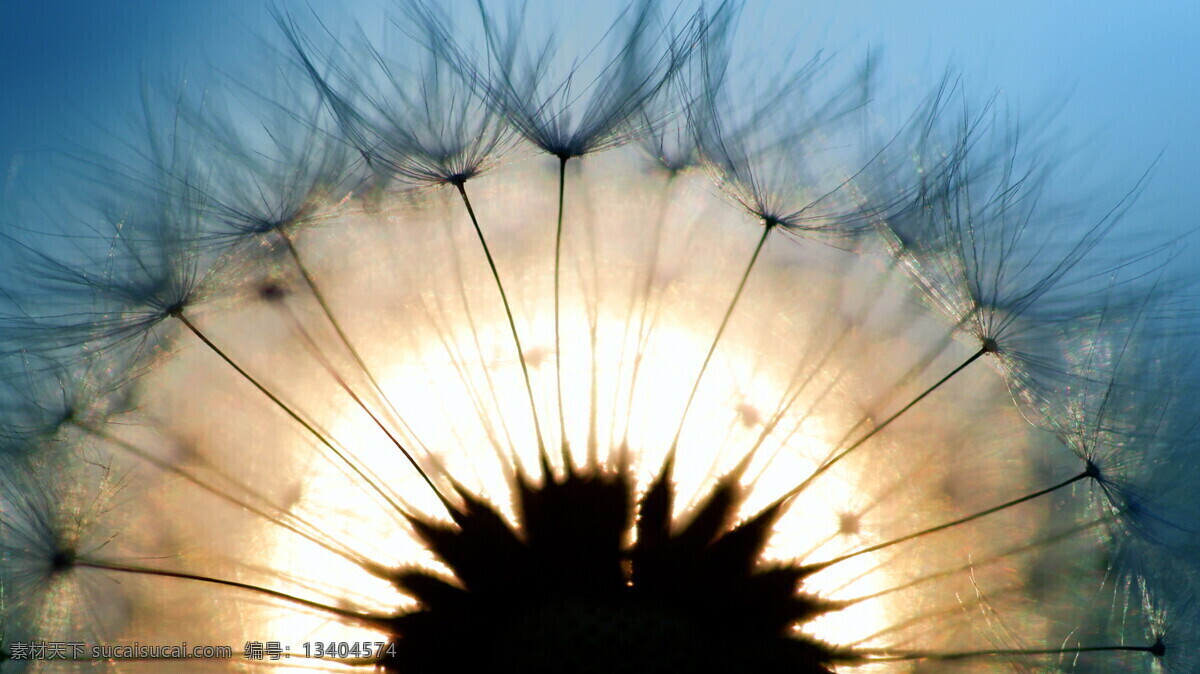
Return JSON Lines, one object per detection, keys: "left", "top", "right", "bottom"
{"left": 147, "top": 155, "right": 973, "bottom": 655}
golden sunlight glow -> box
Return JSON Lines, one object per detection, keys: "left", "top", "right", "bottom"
{"left": 109, "top": 153, "right": 1060, "bottom": 663}
{"left": 261, "top": 249, "right": 900, "bottom": 649}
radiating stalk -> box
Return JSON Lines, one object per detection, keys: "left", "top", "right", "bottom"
{"left": 553, "top": 155, "right": 569, "bottom": 463}
{"left": 277, "top": 303, "right": 456, "bottom": 495}
{"left": 171, "top": 311, "right": 448, "bottom": 515}
{"left": 73, "top": 419, "right": 380, "bottom": 572}
{"left": 839, "top": 517, "right": 1108, "bottom": 606}
{"left": 77, "top": 560, "right": 379, "bottom": 625}
{"left": 279, "top": 231, "right": 430, "bottom": 458}
{"left": 807, "top": 469, "right": 1093, "bottom": 573}
{"left": 455, "top": 180, "right": 547, "bottom": 458}
{"left": 668, "top": 222, "right": 774, "bottom": 455}
{"left": 777, "top": 345, "right": 988, "bottom": 504}
{"left": 853, "top": 642, "right": 1164, "bottom": 663}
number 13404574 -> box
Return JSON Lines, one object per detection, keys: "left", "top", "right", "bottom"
{"left": 301, "top": 641, "right": 396, "bottom": 659}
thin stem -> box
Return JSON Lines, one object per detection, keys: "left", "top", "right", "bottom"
{"left": 77, "top": 560, "right": 380, "bottom": 626}
{"left": 741, "top": 321, "right": 851, "bottom": 485}
{"left": 554, "top": 155, "right": 569, "bottom": 464}
{"left": 669, "top": 222, "right": 774, "bottom": 455}
{"left": 409, "top": 289, "right": 515, "bottom": 480}
{"left": 172, "top": 311, "right": 444, "bottom": 516}
{"left": 820, "top": 321, "right": 961, "bottom": 465}
{"left": 840, "top": 516, "right": 1109, "bottom": 607}
{"left": 454, "top": 181, "right": 547, "bottom": 458}
{"left": 854, "top": 642, "right": 1163, "bottom": 663}
{"left": 778, "top": 346, "right": 988, "bottom": 505}
{"left": 276, "top": 303, "right": 452, "bottom": 512}
{"left": 72, "top": 419, "right": 379, "bottom": 573}
{"left": 807, "top": 470, "right": 1091, "bottom": 573}
{"left": 439, "top": 221, "right": 520, "bottom": 477}
{"left": 279, "top": 231, "right": 430, "bottom": 458}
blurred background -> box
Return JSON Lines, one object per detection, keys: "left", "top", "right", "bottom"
{"left": 2, "top": 0, "right": 1196, "bottom": 237}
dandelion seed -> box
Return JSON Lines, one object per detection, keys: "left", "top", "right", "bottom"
{"left": 0, "top": 2, "right": 1197, "bottom": 673}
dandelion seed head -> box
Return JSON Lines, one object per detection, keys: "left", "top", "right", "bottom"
{"left": 1, "top": 2, "right": 1197, "bottom": 672}
{"left": 50, "top": 145, "right": 1111, "bottom": 668}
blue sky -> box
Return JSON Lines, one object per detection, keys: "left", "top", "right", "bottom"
{"left": 1, "top": 1, "right": 1195, "bottom": 235}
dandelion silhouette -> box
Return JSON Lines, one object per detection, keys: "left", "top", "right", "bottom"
{"left": 1, "top": 2, "right": 1198, "bottom": 673}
